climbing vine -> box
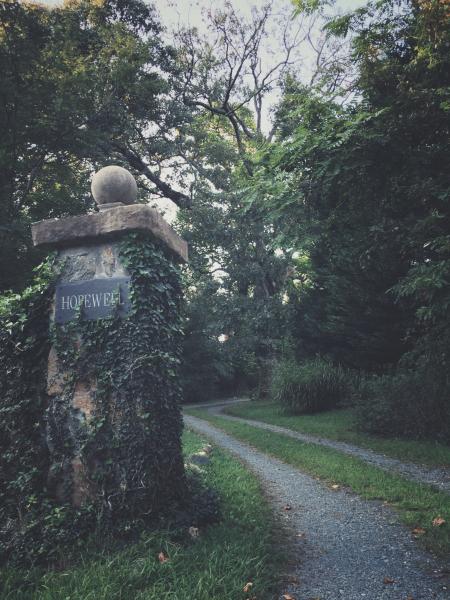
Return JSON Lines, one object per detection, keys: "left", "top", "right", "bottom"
{"left": 0, "top": 234, "right": 217, "bottom": 566}
{"left": 0, "top": 256, "right": 56, "bottom": 563}
{"left": 51, "top": 234, "right": 187, "bottom": 515}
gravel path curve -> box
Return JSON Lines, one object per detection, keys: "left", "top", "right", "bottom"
{"left": 205, "top": 402, "right": 450, "bottom": 494}
{"left": 185, "top": 414, "right": 449, "bottom": 600}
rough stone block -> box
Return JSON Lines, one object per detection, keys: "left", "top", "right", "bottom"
{"left": 32, "top": 205, "right": 188, "bottom": 262}
{"left": 71, "top": 457, "right": 91, "bottom": 507}
{"left": 47, "top": 346, "right": 68, "bottom": 395}
{"left": 72, "top": 380, "right": 95, "bottom": 419}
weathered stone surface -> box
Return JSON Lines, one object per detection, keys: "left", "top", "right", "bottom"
{"left": 47, "top": 345, "right": 68, "bottom": 395}
{"left": 91, "top": 165, "right": 138, "bottom": 206}
{"left": 71, "top": 457, "right": 91, "bottom": 507}
{"left": 45, "top": 239, "right": 132, "bottom": 506}
{"left": 185, "top": 462, "right": 205, "bottom": 475}
{"left": 32, "top": 204, "right": 188, "bottom": 262}
{"left": 58, "top": 243, "right": 127, "bottom": 282}
{"left": 189, "top": 451, "right": 210, "bottom": 466}
{"left": 47, "top": 346, "right": 60, "bottom": 395}
{"left": 72, "top": 380, "right": 95, "bottom": 419}
{"left": 43, "top": 201, "right": 187, "bottom": 509}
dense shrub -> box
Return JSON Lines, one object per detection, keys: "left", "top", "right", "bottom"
{"left": 356, "top": 368, "right": 450, "bottom": 442}
{"left": 271, "top": 357, "right": 350, "bottom": 414}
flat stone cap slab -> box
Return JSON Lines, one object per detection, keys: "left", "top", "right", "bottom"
{"left": 32, "top": 205, "right": 188, "bottom": 262}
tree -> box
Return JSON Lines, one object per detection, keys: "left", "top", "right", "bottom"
{"left": 0, "top": 0, "right": 190, "bottom": 291}
{"left": 172, "top": 3, "right": 308, "bottom": 396}
{"left": 247, "top": 0, "right": 450, "bottom": 434}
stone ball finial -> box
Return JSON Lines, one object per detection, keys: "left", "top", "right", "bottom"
{"left": 91, "top": 165, "right": 138, "bottom": 208}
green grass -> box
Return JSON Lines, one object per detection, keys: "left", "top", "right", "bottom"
{"left": 222, "top": 401, "right": 450, "bottom": 467}
{"left": 187, "top": 409, "right": 450, "bottom": 559}
{"left": 0, "top": 431, "right": 281, "bottom": 600}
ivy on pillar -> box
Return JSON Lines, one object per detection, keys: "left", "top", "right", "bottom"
{"left": 32, "top": 165, "right": 188, "bottom": 515}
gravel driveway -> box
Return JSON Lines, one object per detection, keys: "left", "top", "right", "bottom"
{"left": 185, "top": 413, "right": 449, "bottom": 600}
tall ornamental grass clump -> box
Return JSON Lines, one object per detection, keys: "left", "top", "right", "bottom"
{"left": 271, "top": 357, "right": 349, "bottom": 414}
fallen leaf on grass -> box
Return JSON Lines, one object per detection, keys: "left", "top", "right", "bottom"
{"left": 431, "top": 568, "right": 450, "bottom": 579}
{"left": 188, "top": 526, "right": 199, "bottom": 538}
{"left": 411, "top": 527, "right": 426, "bottom": 536}
{"left": 432, "top": 516, "right": 446, "bottom": 527}
{"left": 157, "top": 551, "right": 169, "bottom": 563}
{"left": 383, "top": 577, "right": 395, "bottom": 585}
{"left": 243, "top": 582, "right": 253, "bottom": 593}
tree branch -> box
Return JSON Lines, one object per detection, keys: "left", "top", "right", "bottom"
{"left": 113, "top": 143, "right": 192, "bottom": 209}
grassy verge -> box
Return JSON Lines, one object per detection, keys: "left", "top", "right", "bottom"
{"left": 0, "top": 431, "right": 281, "bottom": 600}
{"left": 221, "top": 401, "right": 450, "bottom": 467}
{"left": 187, "top": 409, "right": 450, "bottom": 559}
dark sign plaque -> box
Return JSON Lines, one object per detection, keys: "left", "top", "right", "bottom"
{"left": 55, "top": 277, "right": 131, "bottom": 323}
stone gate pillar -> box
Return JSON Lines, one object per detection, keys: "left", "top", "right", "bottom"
{"left": 32, "top": 166, "right": 188, "bottom": 511}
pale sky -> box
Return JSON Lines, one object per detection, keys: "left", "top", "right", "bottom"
{"left": 154, "top": 0, "right": 366, "bottom": 27}
{"left": 40, "top": 0, "right": 367, "bottom": 27}
{"left": 40, "top": 0, "right": 366, "bottom": 11}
